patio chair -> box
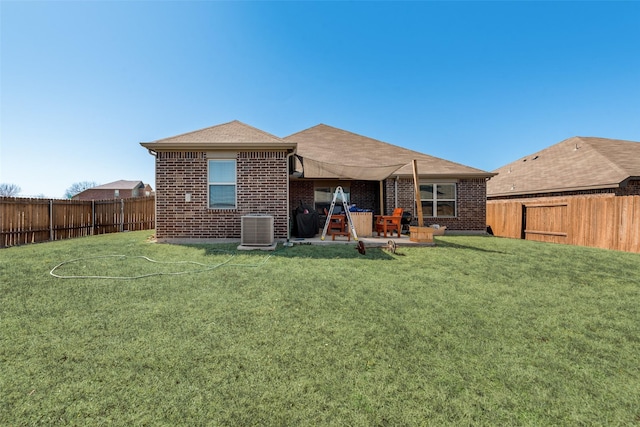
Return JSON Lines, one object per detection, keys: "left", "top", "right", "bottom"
{"left": 324, "top": 208, "right": 347, "bottom": 236}
{"left": 375, "top": 208, "right": 403, "bottom": 238}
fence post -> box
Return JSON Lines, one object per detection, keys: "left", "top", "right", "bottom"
{"left": 120, "top": 199, "right": 124, "bottom": 232}
{"left": 49, "top": 199, "right": 54, "bottom": 242}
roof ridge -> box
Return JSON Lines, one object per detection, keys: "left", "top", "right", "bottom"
{"left": 283, "top": 123, "right": 328, "bottom": 139}
{"left": 234, "top": 120, "right": 284, "bottom": 141}
{"left": 298, "top": 123, "right": 421, "bottom": 153}
{"left": 149, "top": 120, "right": 240, "bottom": 142}
{"left": 318, "top": 124, "right": 489, "bottom": 172}
{"left": 578, "top": 136, "right": 632, "bottom": 177}
{"left": 147, "top": 120, "right": 283, "bottom": 143}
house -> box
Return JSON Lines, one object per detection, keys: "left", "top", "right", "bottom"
{"left": 73, "top": 180, "right": 149, "bottom": 200}
{"left": 285, "top": 124, "right": 495, "bottom": 232}
{"left": 140, "top": 120, "right": 495, "bottom": 242}
{"left": 143, "top": 184, "right": 155, "bottom": 196}
{"left": 486, "top": 136, "right": 640, "bottom": 252}
{"left": 487, "top": 136, "right": 640, "bottom": 199}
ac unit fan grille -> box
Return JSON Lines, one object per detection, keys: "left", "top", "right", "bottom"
{"left": 241, "top": 215, "right": 274, "bottom": 246}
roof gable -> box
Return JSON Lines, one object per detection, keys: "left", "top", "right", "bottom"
{"left": 90, "top": 180, "right": 144, "bottom": 190}
{"left": 141, "top": 120, "right": 295, "bottom": 151}
{"left": 487, "top": 136, "right": 640, "bottom": 197}
{"left": 285, "top": 124, "right": 492, "bottom": 179}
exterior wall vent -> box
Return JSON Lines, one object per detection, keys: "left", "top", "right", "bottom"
{"left": 241, "top": 215, "right": 274, "bottom": 246}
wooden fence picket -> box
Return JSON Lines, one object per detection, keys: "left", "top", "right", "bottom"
{"left": 0, "top": 196, "right": 155, "bottom": 248}
{"left": 487, "top": 195, "right": 640, "bottom": 253}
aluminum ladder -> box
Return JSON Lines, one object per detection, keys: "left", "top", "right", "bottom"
{"left": 320, "top": 186, "right": 358, "bottom": 241}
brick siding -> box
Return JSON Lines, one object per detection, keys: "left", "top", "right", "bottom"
{"left": 155, "top": 151, "right": 290, "bottom": 239}
{"left": 289, "top": 180, "right": 315, "bottom": 212}
{"left": 291, "top": 177, "right": 487, "bottom": 232}
{"left": 618, "top": 179, "right": 640, "bottom": 196}
{"left": 289, "top": 180, "right": 379, "bottom": 215}
{"left": 387, "top": 177, "right": 487, "bottom": 231}
{"left": 488, "top": 180, "right": 640, "bottom": 200}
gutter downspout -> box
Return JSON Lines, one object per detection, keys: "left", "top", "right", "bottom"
{"left": 285, "top": 150, "right": 296, "bottom": 247}
{"left": 394, "top": 175, "right": 399, "bottom": 209}
{"left": 147, "top": 149, "right": 158, "bottom": 237}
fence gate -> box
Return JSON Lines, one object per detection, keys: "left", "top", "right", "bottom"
{"left": 522, "top": 203, "right": 568, "bottom": 244}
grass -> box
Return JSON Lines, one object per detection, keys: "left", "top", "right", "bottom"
{"left": 1, "top": 231, "right": 639, "bottom": 426}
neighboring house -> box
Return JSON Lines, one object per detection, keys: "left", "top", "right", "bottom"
{"left": 487, "top": 136, "right": 640, "bottom": 199}
{"left": 486, "top": 136, "right": 640, "bottom": 252}
{"left": 144, "top": 184, "right": 155, "bottom": 197}
{"left": 140, "top": 120, "right": 495, "bottom": 242}
{"left": 73, "top": 180, "right": 149, "bottom": 200}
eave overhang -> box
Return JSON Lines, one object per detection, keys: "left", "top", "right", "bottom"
{"left": 392, "top": 172, "right": 498, "bottom": 180}
{"left": 487, "top": 181, "right": 623, "bottom": 198}
{"left": 140, "top": 141, "right": 297, "bottom": 152}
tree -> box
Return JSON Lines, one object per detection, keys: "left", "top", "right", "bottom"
{"left": 64, "top": 181, "right": 98, "bottom": 199}
{"left": 0, "top": 183, "right": 21, "bottom": 197}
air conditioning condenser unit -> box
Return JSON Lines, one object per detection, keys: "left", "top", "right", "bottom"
{"left": 241, "top": 215, "right": 274, "bottom": 246}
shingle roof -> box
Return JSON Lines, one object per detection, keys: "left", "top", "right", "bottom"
{"left": 140, "top": 120, "right": 295, "bottom": 151}
{"left": 92, "top": 180, "right": 144, "bottom": 190}
{"left": 487, "top": 136, "right": 640, "bottom": 197}
{"left": 285, "top": 124, "right": 493, "bottom": 180}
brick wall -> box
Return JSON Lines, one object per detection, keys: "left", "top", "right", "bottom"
{"left": 488, "top": 180, "right": 640, "bottom": 200}
{"left": 289, "top": 180, "right": 379, "bottom": 214}
{"left": 291, "top": 177, "right": 487, "bottom": 232}
{"left": 618, "top": 179, "right": 640, "bottom": 196}
{"left": 289, "top": 180, "right": 315, "bottom": 212}
{"left": 350, "top": 181, "right": 379, "bottom": 212}
{"left": 386, "top": 177, "right": 487, "bottom": 231}
{"left": 155, "top": 151, "right": 290, "bottom": 240}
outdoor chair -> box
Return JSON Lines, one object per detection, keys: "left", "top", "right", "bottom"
{"left": 324, "top": 208, "right": 347, "bottom": 236}
{"left": 375, "top": 207, "right": 403, "bottom": 238}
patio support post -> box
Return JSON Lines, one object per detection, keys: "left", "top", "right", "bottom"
{"left": 412, "top": 159, "right": 424, "bottom": 226}
{"left": 394, "top": 176, "right": 399, "bottom": 209}
{"left": 379, "top": 180, "right": 384, "bottom": 215}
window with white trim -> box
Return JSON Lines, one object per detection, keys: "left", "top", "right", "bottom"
{"left": 208, "top": 159, "right": 237, "bottom": 209}
{"left": 419, "top": 183, "right": 456, "bottom": 217}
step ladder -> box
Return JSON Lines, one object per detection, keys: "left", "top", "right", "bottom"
{"left": 320, "top": 186, "right": 358, "bottom": 241}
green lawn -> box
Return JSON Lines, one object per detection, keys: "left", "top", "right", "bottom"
{"left": 1, "top": 231, "right": 639, "bottom": 426}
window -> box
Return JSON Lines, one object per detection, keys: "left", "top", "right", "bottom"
{"left": 208, "top": 159, "right": 236, "bottom": 209}
{"left": 419, "top": 183, "right": 456, "bottom": 217}
{"left": 314, "top": 185, "right": 350, "bottom": 214}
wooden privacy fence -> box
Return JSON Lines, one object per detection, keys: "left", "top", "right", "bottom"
{"left": 487, "top": 195, "right": 640, "bottom": 253}
{"left": 0, "top": 196, "right": 155, "bottom": 248}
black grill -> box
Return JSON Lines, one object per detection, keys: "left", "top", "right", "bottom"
{"left": 401, "top": 212, "right": 412, "bottom": 233}
{"left": 401, "top": 212, "right": 412, "bottom": 225}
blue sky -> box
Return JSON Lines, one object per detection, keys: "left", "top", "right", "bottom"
{"left": 1, "top": 1, "right": 639, "bottom": 198}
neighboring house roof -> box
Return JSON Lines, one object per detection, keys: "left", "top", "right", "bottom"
{"left": 487, "top": 136, "right": 640, "bottom": 197}
{"left": 285, "top": 124, "right": 494, "bottom": 180}
{"left": 140, "top": 120, "right": 296, "bottom": 151}
{"left": 91, "top": 180, "right": 145, "bottom": 190}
